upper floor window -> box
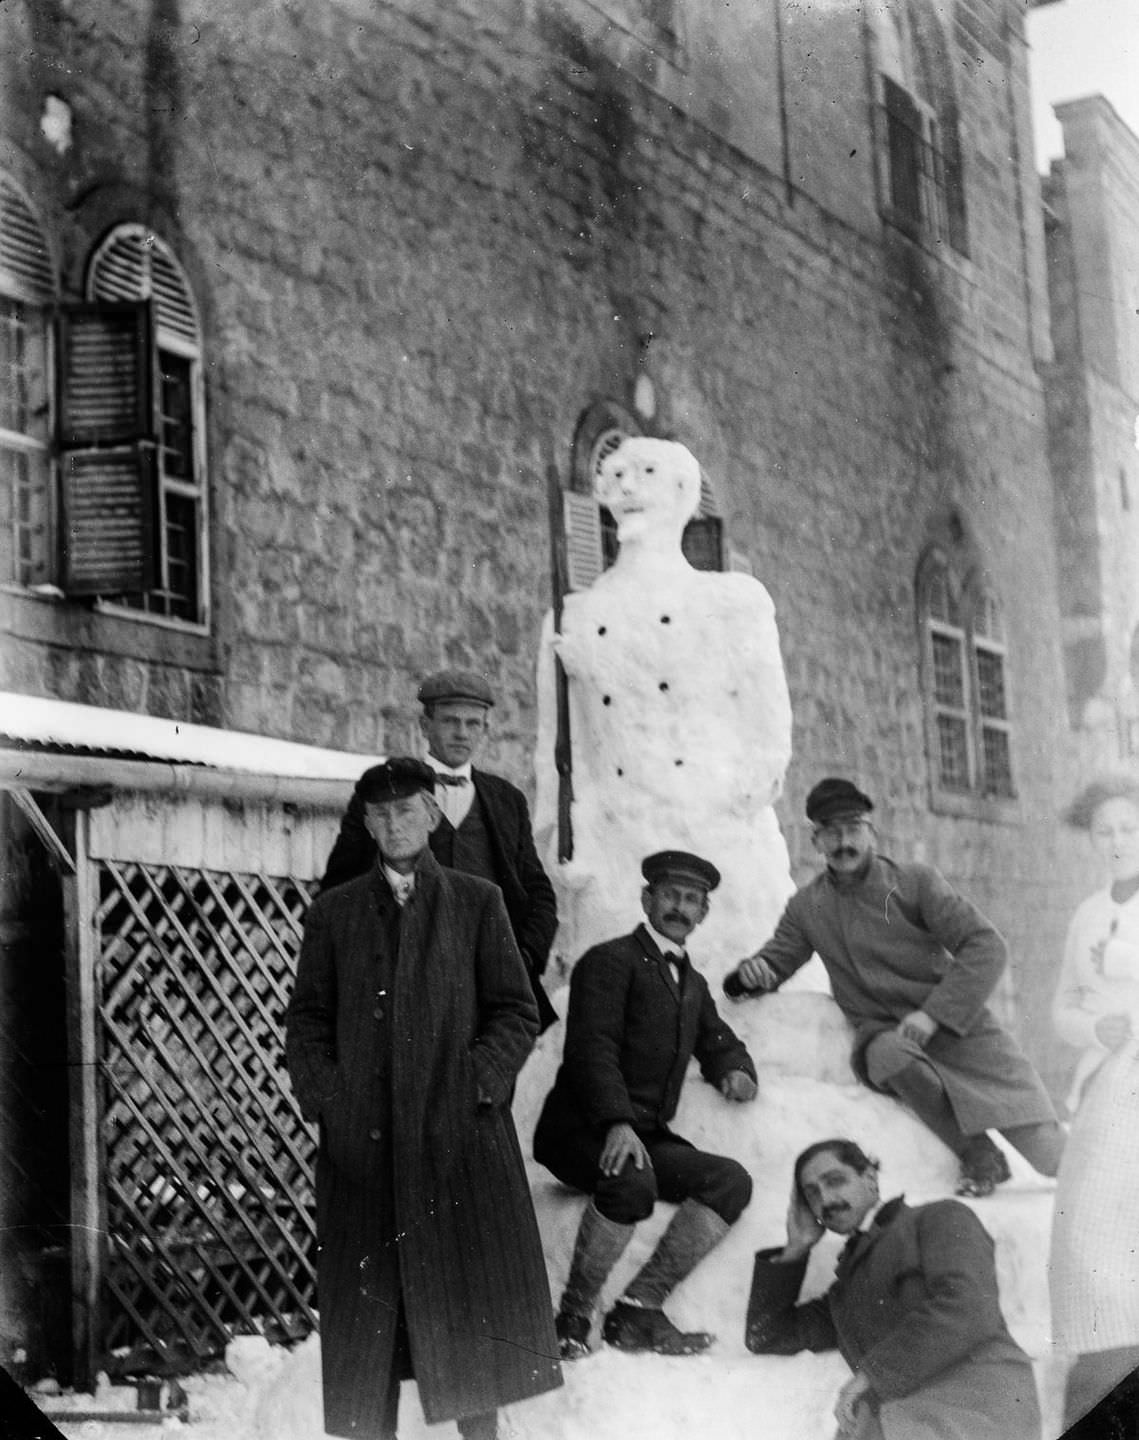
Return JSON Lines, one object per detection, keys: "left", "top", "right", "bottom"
{"left": 919, "top": 550, "right": 1014, "bottom": 802}
{"left": 873, "top": 0, "right": 967, "bottom": 254}
{"left": 0, "top": 176, "right": 55, "bottom": 589}
{"left": 84, "top": 226, "right": 208, "bottom": 624}
{"left": 560, "top": 400, "right": 723, "bottom": 592}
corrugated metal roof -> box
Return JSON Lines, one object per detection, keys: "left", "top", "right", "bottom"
{"left": 0, "top": 691, "right": 382, "bottom": 781}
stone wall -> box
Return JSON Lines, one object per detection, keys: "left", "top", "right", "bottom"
{"left": 0, "top": 0, "right": 1101, "bottom": 1088}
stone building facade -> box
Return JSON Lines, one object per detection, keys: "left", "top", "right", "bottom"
{"left": 1042, "top": 95, "right": 1139, "bottom": 769}
{"left": 0, "top": 0, "right": 1107, "bottom": 1168}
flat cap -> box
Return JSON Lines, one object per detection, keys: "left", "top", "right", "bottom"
{"left": 1063, "top": 774, "right": 1139, "bottom": 829}
{"left": 357, "top": 757, "right": 436, "bottom": 805}
{"left": 417, "top": 668, "right": 495, "bottom": 709}
{"left": 806, "top": 777, "right": 874, "bottom": 825}
{"left": 641, "top": 850, "right": 721, "bottom": 892}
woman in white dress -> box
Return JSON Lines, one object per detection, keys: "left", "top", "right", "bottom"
{"left": 1050, "top": 775, "right": 1139, "bottom": 1428}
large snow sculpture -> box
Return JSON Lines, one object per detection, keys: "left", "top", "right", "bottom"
{"left": 534, "top": 436, "right": 796, "bottom": 982}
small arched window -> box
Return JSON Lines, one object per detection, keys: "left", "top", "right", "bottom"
{"left": 0, "top": 174, "right": 56, "bottom": 587}
{"left": 77, "top": 225, "right": 208, "bottom": 623}
{"left": 559, "top": 400, "right": 723, "bottom": 592}
{"left": 918, "top": 548, "right": 1015, "bottom": 800}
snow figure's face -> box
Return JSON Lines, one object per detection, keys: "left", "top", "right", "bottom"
{"left": 420, "top": 701, "right": 490, "bottom": 769}
{"left": 811, "top": 814, "right": 876, "bottom": 877}
{"left": 641, "top": 879, "right": 710, "bottom": 946}
{"left": 595, "top": 438, "right": 700, "bottom": 545}
{"left": 364, "top": 792, "right": 440, "bottom": 870}
{"left": 798, "top": 1152, "right": 880, "bottom": 1236}
{"left": 1090, "top": 797, "right": 1139, "bottom": 883}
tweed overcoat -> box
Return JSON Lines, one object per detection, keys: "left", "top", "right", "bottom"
{"left": 753, "top": 856, "right": 1055, "bottom": 1132}
{"left": 321, "top": 769, "right": 558, "bottom": 1027}
{"left": 534, "top": 923, "right": 755, "bottom": 1158}
{"left": 285, "top": 853, "right": 561, "bottom": 1434}
{"left": 745, "top": 1197, "right": 1040, "bottom": 1440}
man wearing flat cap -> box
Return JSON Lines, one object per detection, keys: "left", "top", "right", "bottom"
{"left": 286, "top": 759, "right": 561, "bottom": 1440}
{"left": 534, "top": 850, "right": 757, "bottom": 1359}
{"left": 321, "top": 669, "right": 558, "bottom": 1029}
{"left": 725, "top": 777, "right": 1064, "bottom": 1198}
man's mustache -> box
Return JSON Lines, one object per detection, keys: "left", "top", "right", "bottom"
{"left": 663, "top": 911, "right": 689, "bottom": 925}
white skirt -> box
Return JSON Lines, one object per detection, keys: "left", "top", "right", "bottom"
{"left": 1049, "top": 1042, "right": 1139, "bottom": 1353}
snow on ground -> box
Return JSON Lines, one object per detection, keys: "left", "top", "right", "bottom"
{"left": 42, "top": 992, "right": 1067, "bottom": 1440}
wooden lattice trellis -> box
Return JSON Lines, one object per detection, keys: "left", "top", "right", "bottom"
{"left": 93, "top": 861, "right": 318, "bottom": 1365}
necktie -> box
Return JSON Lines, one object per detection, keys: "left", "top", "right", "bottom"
{"left": 390, "top": 876, "right": 414, "bottom": 907}
{"left": 434, "top": 773, "right": 469, "bottom": 787}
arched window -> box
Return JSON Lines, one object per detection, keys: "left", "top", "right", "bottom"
{"left": 79, "top": 225, "right": 208, "bottom": 623}
{"left": 871, "top": 0, "right": 967, "bottom": 253}
{"left": 0, "top": 175, "right": 55, "bottom": 587}
{"left": 918, "top": 548, "right": 1015, "bottom": 800}
{"left": 560, "top": 399, "right": 723, "bottom": 592}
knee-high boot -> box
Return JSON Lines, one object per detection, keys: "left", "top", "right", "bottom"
{"left": 623, "top": 1198, "right": 729, "bottom": 1307}
{"left": 559, "top": 1200, "right": 634, "bottom": 1320}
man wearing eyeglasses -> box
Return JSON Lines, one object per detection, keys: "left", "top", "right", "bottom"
{"left": 724, "top": 778, "right": 1063, "bottom": 1198}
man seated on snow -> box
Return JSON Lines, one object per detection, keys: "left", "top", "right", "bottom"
{"left": 724, "top": 778, "right": 1064, "bottom": 1198}
{"left": 534, "top": 850, "right": 757, "bottom": 1360}
{"left": 745, "top": 1138, "right": 1041, "bottom": 1440}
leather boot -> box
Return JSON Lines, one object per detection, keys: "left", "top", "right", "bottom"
{"left": 556, "top": 1201, "right": 634, "bottom": 1357}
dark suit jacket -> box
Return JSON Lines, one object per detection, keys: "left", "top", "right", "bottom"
{"left": 321, "top": 768, "right": 558, "bottom": 1028}
{"left": 535, "top": 924, "right": 755, "bottom": 1161}
{"left": 745, "top": 1197, "right": 1040, "bottom": 1440}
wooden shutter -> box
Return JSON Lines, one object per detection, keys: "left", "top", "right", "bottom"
{"left": 564, "top": 491, "right": 603, "bottom": 591}
{"left": 682, "top": 516, "right": 724, "bottom": 571}
{"left": 55, "top": 301, "right": 158, "bottom": 596}
{"left": 883, "top": 75, "right": 924, "bottom": 230}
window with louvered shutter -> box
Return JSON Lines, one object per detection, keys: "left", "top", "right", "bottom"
{"left": 83, "top": 226, "right": 207, "bottom": 623}
{"left": 0, "top": 175, "right": 54, "bottom": 587}
{"left": 55, "top": 300, "right": 157, "bottom": 597}
{"left": 564, "top": 406, "right": 725, "bottom": 588}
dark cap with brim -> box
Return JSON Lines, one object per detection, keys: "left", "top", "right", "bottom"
{"left": 806, "top": 777, "right": 874, "bottom": 825}
{"left": 417, "top": 669, "right": 495, "bottom": 709}
{"left": 641, "top": 850, "right": 721, "bottom": 892}
{"left": 357, "top": 757, "right": 437, "bottom": 805}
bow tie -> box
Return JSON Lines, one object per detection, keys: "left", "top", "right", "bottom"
{"left": 434, "top": 773, "right": 469, "bottom": 787}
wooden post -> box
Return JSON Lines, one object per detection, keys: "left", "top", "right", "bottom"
{"left": 62, "top": 808, "right": 102, "bottom": 1389}
{"left": 545, "top": 461, "right": 574, "bottom": 862}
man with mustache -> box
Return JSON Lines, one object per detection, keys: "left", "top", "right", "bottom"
{"left": 534, "top": 850, "right": 757, "bottom": 1359}
{"left": 724, "top": 778, "right": 1063, "bottom": 1197}
{"left": 745, "top": 1138, "right": 1041, "bottom": 1439}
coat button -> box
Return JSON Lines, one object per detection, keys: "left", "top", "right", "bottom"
{"left": 369, "top": 1128, "right": 381, "bottom": 1141}
{"left": 373, "top": 1007, "right": 385, "bottom": 1020}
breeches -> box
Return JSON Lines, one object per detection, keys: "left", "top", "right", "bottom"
{"left": 542, "top": 1125, "right": 752, "bottom": 1226}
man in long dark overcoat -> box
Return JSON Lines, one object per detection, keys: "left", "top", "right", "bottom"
{"left": 286, "top": 758, "right": 561, "bottom": 1440}
{"left": 725, "top": 777, "right": 1064, "bottom": 1197}
{"left": 746, "top": 1138, "right": 1041, "bottom": 1439}
{"left": 319, "top": 669, "right": 558, "bottom": 1029}
{"left": 534, "top": 850, "right": 757, "bottom": 1360}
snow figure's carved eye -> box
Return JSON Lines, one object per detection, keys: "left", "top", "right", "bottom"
{"left": 644, "top": 465, "right": 655, "bottom": 474}
{"left": 659, "top": 682, "right": 669, "bottom": 692}
{"left": 617, "top": 768, "right": 624, "bottom": 777}
{"left": 675, "top": 759, "right": 684, "bottom": 767}
{"left": 661, "top": 615, "right": 670, "bottom": 624}
{"left": 603, "top": 696, "right": 612, "bottom": 706}
{"left": 598, "top": 626, "right": 607, "bottom": 635}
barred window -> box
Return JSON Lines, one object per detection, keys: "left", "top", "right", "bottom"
{"left": 919, "top": 552, "right": 1015, "bottom": 802}
{"left": 874, "top": 1, "right": 967, "bottom": 254}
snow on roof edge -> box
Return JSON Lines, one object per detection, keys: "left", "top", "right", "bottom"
{"left": 0, "top": 691, "right": 383, "bottom": 781}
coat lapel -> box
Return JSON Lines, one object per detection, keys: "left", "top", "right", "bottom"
{"left": 635, "top": 923, "right": 682, "bottom": 1000}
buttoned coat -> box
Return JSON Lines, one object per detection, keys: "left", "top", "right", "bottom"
{"left": 745, "top": 1197, "right": 1040, "bottom": 1440}
{"left": 534, "top": 924, "right": 755, "bottom": 1157}
{"left": 285, "top": 853, "right": 561, "bottom": 1434}
{"left": 753, "top": 856, "right": 1055, "bottom": 1132}
{"left": 321, "top": 769, "right": 558, "bottom": 1027}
